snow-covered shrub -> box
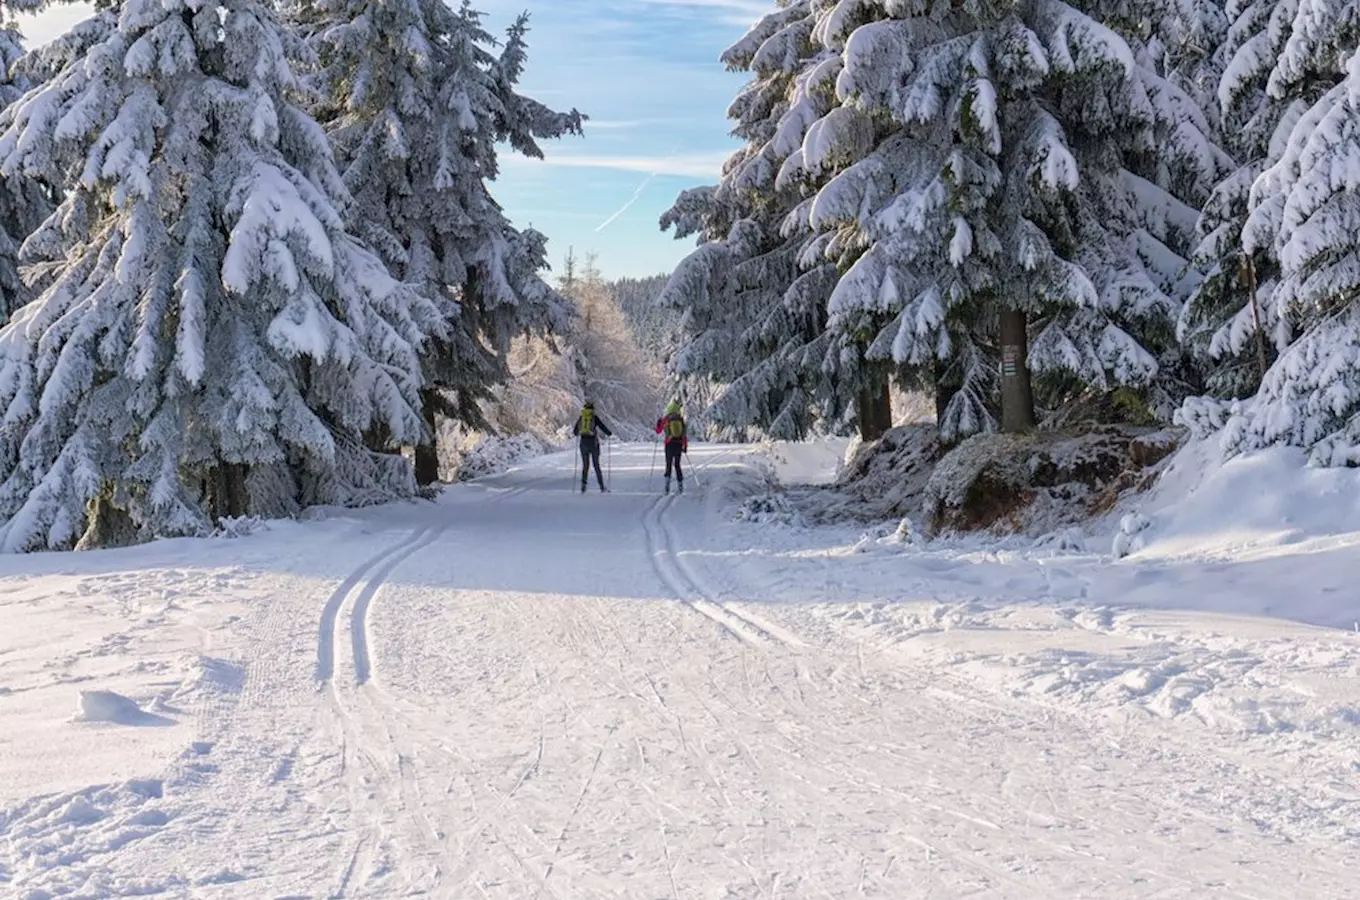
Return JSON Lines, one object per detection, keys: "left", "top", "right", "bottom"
{"left": 734, "top": 490, "right": 806, "bottom": 528}
{"left": 212, "top": 516, "right": 269, "bottom": 540}
{"left": 1111, "top": 512, "right": 1151, "bottom": 559}
{"left": 446, "top": 431, "right": 553, "bottom": 483}
{"left": 1034, "top": 527, "right": 1088, "bottom": 552}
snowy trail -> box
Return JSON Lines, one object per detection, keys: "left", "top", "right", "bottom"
{"left": 2, "top": 443, "right": 1358, "bottom": 898}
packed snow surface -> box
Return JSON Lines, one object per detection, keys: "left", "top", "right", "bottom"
{"left": 1, "top": 441, "right": 1357, "bottom": 898}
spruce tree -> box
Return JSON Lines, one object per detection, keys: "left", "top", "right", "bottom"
{"left": 661, "top": 1, "right": 870, "bottom": 441}
{"left": 1224, "top": 23, "right": 1360, "bottom": 463}
{"left": 0, "top": 17, "right": 28, "bottom": 324}
{"left": 300, "top": 0, "right": 581, "bottom": 485}
{"left": 1174, "top": 0, "right": 1360, "bottom": 463}
{"left": 0, "top": 0, "right": 444, "bottom": 551}
{"left": 805, "top": 0, "right": 1227, "bottom": 439}
{"left": 1180, "top": 0, "right": 1300, "bottom": 400}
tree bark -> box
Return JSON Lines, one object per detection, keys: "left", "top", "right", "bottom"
{"left": 857, "top": 373, "right": 892, "bottom": 443}
{"left": 203, "top": 462, "right": 251, "bottom": 521}
{"left": 413, "top": 387, "right": 441, "bottom": 487}
{"left": 999, "top": 307, "right": 1036, "bottom": 433}
{"left": 1240, "top": 253, "right": 1269, "bottom": 382}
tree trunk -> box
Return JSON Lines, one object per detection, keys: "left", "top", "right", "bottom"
{"left": 856, "top": 374, "right": 892, "bottom": 443}
{"left": 76, "top": 489, "right": 141, "bottom": 550}
{"left": 999, "top": 307, "right": 1036, "bottom": 433}
{"left": 210, "top": 463, "right": 250, "bottom": 519}
{"left": 413, "top": 388, "right": 441, "bottom": 487}
{"left": 363, "top": 419, "right": 393, "bottom": 453}
{"left": 1240, "top": 253, "right": 1269, "bottom": 382}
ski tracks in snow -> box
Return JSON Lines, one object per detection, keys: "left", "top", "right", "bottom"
{"left": 642, "top": 494, "right": 806, "bottom": 650}
{"left": 316, "top": 482, "right": 542, "bottom": 897}
{"left": 316, "top": 523, "right": 448, "bottom": 687}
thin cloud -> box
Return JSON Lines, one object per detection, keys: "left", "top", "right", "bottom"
{"left": 627, "top": 0, "right": 771, "bottom": 23}
{"left": 501, "top": 151, "right": 730, "bottom": 180}
{"left": 587, "top": 117, "right": 704, "bottom": 131}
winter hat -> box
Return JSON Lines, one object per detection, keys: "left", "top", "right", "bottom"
{"left": 665, "top": 400, "right": 682, "bottom": 415}
{"left": 583, "top": 400, "right": 594, "bottom": 409}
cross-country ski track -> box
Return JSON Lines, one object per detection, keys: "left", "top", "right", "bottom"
{"left": 1, "top": 442, "right": 1357, "bottom": 898}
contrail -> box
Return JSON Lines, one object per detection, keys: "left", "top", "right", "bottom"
{"left": 594, "top": 171, "right": 658, "bottom": 233}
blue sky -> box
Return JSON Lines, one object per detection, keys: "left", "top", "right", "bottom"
{"left": 15, "top": 0, "right": 766, "bottom": 280}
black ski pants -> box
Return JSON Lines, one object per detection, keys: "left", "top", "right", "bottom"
{"left": 664, "top": 441, "right": 684, "bottom": 482}
{"left": 580, "top": 438, "right": 605, "bottom": 488}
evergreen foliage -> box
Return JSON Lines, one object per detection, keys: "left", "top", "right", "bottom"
{"left": 0, "top": 0, "right": 445, "bottom": 550}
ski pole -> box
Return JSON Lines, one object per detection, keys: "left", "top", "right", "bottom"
{"left": 607, "top": 437, "right": 613, "bottom": 491}
{"left": 648, "top": 435, "right": 659, "bottom": 486}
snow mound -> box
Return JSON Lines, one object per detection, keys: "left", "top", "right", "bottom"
{"left": 1127, "top": 440, "right": 1360, "bottom": 560}
{"left": 75, "top": 690, "right": 174, "bottom": 727}
{"left": 760, "top": 437, "right": 852, "bottom": 486}
{"left": 77, "top": 690, "right": 143, "bottom": 723}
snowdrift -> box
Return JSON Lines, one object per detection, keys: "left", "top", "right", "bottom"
{"left": 1124, "top": 440, "right": 1360, "bottom": 561}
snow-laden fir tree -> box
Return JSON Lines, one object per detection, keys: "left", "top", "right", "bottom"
{"left": 795, "top": 0, "right": 1229, "bottom": 441}
{"left": 1175, "top": 0, "right": 1360, "bottom": 462}
{"left": 1216, "top": 37, "right": 1360, "bottom": 464}
{"left": 1179, "top": 0, "right": 1304, "bottom": 399}
{"left": 0, "top": 0, "right": 446, "bottom": 551}
{"left": 299, "top": 0, "right": 581, "bottom": 484}
{"left": 0, "top": 15, "right": 52, "bottom": 325}
{"left": 660, "top": 0, "right": 876, "bottom": 441}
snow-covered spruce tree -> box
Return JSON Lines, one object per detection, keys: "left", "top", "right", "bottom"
{"left": 1, "top": 17, "right": 35, "bottom": 324}
{"left": 794, "top": 0, "right": 1228, "bottom": 440}
{"left": 0, "top": 0, "right": 445, "bottom": 552}
{"left": 1, "top": 14, "right": 59, "bottom": 327}
{"left": 1218, "top": 41, "right": 1360, "bottom": 464}
{"left": 661, "top": 0, "right": 879, "bottom": 442}
{"left": 1182, "top": 0, "right": 1360, "bottom": 414}
{"left": 1179, "top": 0, "right": 1299, "bottom": 399}
{"left": 299, "top": 0, "right": 581, "bottom": 484}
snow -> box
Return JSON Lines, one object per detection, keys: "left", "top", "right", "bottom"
{"left": 1129, "top": 438, "right": 1360, "bottom": 563}
{"left": 2, "top": 440, "right": 1359, "bottom": 897}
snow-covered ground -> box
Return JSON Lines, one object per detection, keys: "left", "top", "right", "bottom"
{"left": 1, "top": 441, "right": 1358, "bottom": 898}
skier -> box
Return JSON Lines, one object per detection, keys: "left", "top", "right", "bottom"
{"left": 654, "top": 400, "right": 688, "bottom": 494}
{"left": 572, "top": 401, "right": 613, "bottom": 493}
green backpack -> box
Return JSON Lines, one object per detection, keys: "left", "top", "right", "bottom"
{"left": 664, "top": 414, "right": 684, "bottom": 439}
{"left": 579, "top": 408, "right": 594, "bottom": 436}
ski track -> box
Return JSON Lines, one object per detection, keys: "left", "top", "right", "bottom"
{"left": 643, "top": 494, "right": 799, "bottom": 648}
{"left": 318, "top": 480, "right": 543, "bottom": 897}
